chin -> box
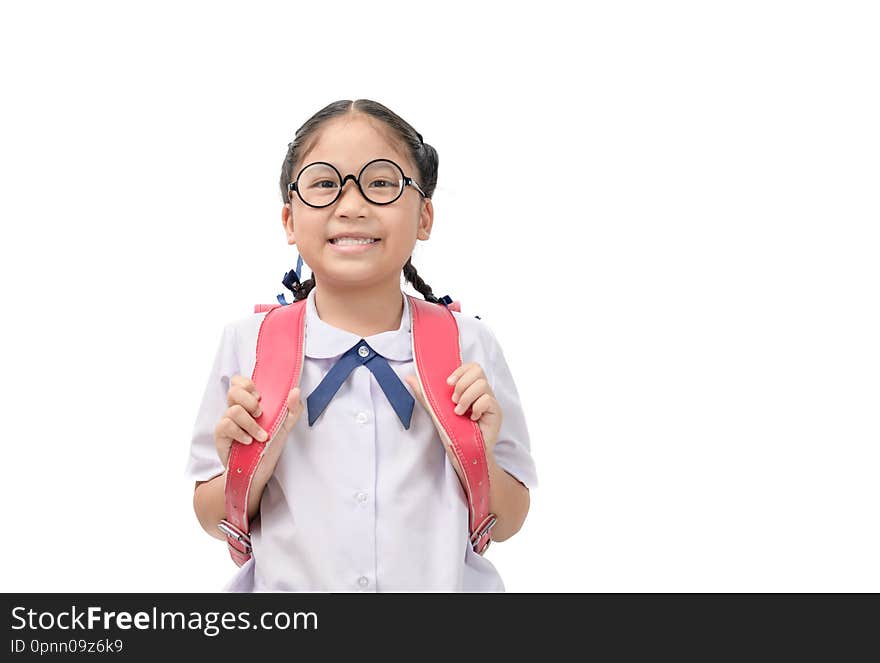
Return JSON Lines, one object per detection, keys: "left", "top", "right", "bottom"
{"left": 322, "top": 267, "right": 399, "bottom": 288}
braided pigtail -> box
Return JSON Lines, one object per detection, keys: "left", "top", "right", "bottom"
{"left": 403, "top": 257, "right": 441, "bottom": 304}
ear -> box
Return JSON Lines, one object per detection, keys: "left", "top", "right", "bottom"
{"left": 417, "top": 198, "right": 433, "bottom": 241}
{"left": 282, "top": 203, "right": 296, "bottom": 245}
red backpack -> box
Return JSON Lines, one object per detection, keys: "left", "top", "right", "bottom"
{"left": 218, "top": 290, "right": 497, "bottom": 568}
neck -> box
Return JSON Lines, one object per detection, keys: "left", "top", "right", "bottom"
{"left": 312, "top": 277, "right": 405, "bottom": 337}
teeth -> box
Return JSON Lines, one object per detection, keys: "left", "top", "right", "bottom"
{"left": 331, "top": 237, "right": 378, "bottom": 245}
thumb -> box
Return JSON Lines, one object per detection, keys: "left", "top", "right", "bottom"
{"left": 278, "top": 387, "right": 304, "bottom": 435}
{"left": 405, "top": 374, "right": 429, "bottom": 411}
{"left": 288, "top": 387, "right": 304, "bottom": 417}
{"left": 288, "top": 386, "right": 302, "bottom": 407}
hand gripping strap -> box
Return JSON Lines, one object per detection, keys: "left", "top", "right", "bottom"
{"left": 408, "top": 295, "right": 496, "bottom": 555}
{"left": 221, "top": 299, "right": 307, "bottom": 567}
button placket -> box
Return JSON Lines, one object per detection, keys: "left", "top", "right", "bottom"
{"left": 348, "top": 364, "right": 376, "bottom": 593}
{"left": 355, "top": 344, "right": 374, "bottom": 425}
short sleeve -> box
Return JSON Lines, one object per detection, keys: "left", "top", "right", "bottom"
{"left": 183, "top": 322, "right": 238, "bottom": 486}
{"left": 483, "top": 325, "right": 538, "bottom": 490}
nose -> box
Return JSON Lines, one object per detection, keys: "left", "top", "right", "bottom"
{"left": 335, "top": 176, "right": 368, "bottom": 217}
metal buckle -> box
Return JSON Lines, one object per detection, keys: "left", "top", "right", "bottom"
{"left": 470, "top": 514, "right": 497, "bottom": 554}
{"left": 218, "top": 519, "right": 252, "bottom": 554}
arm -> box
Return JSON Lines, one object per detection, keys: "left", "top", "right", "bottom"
{"left": 480, "top": 325, "right": 537, "bottom": 543}
{"left": 487, "top": 458, "right": 530, "bottom": 542}
{"left": 442, "top": 354, "right": 534, "bottom": 543}
{"left": 193, "top": 468, "right": 269, "bottom": 541}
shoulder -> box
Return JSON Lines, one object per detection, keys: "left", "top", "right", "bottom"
{"left": 217, "top": 309, "right": 272, "bottom": 359}
{"left": 449, "top": 309, "right": 503, "bottom": 377}
{"left": 450, "top": 308, "right": 495, "bottom": 346}
{"left": 223, "top": 309, "right": 270, "bottom": 336}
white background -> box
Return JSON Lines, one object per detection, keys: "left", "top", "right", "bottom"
{"left": 1, "top": 1, "right": 877, "bottom": 592}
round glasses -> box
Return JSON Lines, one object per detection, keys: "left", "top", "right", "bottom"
{"left": 288, "top": 158, "right": 426, "bottom": 208}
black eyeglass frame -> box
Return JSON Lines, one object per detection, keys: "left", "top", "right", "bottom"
{"left": 287, "top": 158, "right": 427, "bottom": 208}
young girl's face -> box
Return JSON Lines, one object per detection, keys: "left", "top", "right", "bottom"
{"left": 282, "top": 113, "right": 433, "bottom": 292}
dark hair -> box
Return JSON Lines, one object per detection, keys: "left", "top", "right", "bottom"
{"left": 279, "top": 99, "right": 442, "bottom": 304}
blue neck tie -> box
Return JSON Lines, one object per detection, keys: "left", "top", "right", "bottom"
{"left": 306, "top": 339, "right": 415, "bottom": 429}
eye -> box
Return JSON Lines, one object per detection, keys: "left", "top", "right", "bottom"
{"left": 309, "top": 179, "right": 338, "bottom": 189}
{"left": 367, "top": 178, "right": 396, "bottom": 188}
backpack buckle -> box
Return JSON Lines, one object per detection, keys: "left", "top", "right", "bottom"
{"left": 218, "top": 519, "right": 252, "bottom": 554}
{"left": 470, "top": 514, "right": 497, "bottom": 554}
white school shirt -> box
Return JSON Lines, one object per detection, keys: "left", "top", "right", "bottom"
{"left": 183, "top": 287, "right": 538, "bottom": 592}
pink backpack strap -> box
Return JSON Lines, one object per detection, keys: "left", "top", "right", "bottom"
{"left": 220, "top": 294, "right": 494, "bottom": 565}
{"left": 408, "top": 295, "right": 497, "bottom": 555}
{"left": 219, "top": 299, "right": 307, "bottom": 567}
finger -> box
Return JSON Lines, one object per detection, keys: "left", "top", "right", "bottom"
{"left": 446, "top": 362, "right": 475, "bottom": 386}
{"left": 227, "top": 384, "right": 262, "bottom": 415}
{"left": 228, "top": 403, "right": 269, "bottom": 442}
{"left": 230, "top": 375, "right": 261, "bottom": 401}
{"left": 453, "top": 377, "right": 490, "bottom": 415}
{"left": 469, "top": 393, "right": 493, "bottom": 420}
{"left": 450, "top": 365, "right": 486, "bottom": 404}
{"left": 218, "top": 416, "right": 255, "bottom": 445}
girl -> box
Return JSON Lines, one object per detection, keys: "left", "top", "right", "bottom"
{"left": 184, "top": 99, "right": 538, "bottom": 592}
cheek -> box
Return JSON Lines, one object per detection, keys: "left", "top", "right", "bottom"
{"left": 386, "top": 221, "right": 420, "bottom": 248}
{"left": 392, "top": 209, "right": 423, "bottom": 240}
{"left": 294, "top": 215, "right": 327, "bottom": 244}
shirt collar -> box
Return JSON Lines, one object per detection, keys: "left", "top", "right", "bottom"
{"left": 304, "top": 287, "right": 413, "bottom": 361}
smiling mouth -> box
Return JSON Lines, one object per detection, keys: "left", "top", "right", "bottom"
{"left": 328, "top": 238, "right": 381, "bottom": 245}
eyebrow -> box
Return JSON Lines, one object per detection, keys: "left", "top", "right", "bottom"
{"left": 301, "top": 158, "right": 402, "bottom": 172}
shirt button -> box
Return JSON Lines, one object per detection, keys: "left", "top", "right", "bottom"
{"left": 358, "top": 345, "right": 369, "bottom": 358}
{"left": 358, "top": 576, "right": 369, "bottom": 588}
{"left": 356, "top": 491, "right": 368, "bottom": 504}
{"left": 356, "top": 411, "right": 369, "bottom": 424}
